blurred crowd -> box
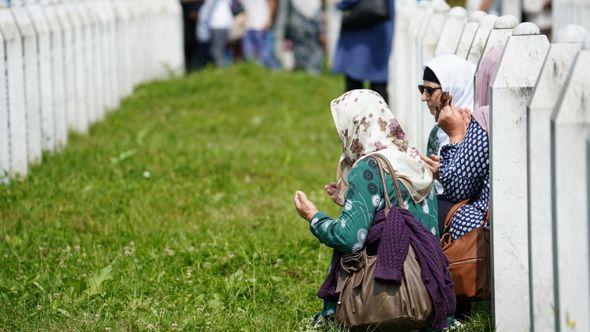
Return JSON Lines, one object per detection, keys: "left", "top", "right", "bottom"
{"left": 181, "top": 0, "right": 325, "bottom": 75}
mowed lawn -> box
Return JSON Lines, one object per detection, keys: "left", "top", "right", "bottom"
{"left": 0, "top": 65, "right": 491, "bottom": 331}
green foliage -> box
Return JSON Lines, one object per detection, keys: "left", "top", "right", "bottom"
{"left": 0, "top": 64, "right": 490, "bottom": 330}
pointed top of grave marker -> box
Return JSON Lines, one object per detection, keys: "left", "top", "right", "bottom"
{"left": 432, "top": 0, "right": 450, "bottom": 12}
{"left": 513, "top": 22, "right": 541, "bottom": 36}
{"left": 494, "top": 15, "right": 518, "bottom": 29}
{"left": 449, "top": 6, "right": 467, "bottom": 18}
{"left": 554, "top": 25, "right": 587, "bottom": 44}
{"left": 480, "top": 15, "right": 499, "bottom": 28}
{"left": 469, "top": 10, "right": 486, "bottom": 22}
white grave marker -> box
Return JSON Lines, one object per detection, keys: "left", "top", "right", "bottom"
{"left": 0, "top": 7, "right": 28, "bottom": 177}
{"left": 551, "top": 34, "right": 590, "bottom": 332}
{"left": 42, "top": 4, "right": 67, "bottom": 149}
{"left": 435, "top": 6, "right": 467, "bottom": 56}
{"left": 54, "top": 2, "right": 76, "bottom": 133}
{"left": 26, "top": 3, "right": 55, "bottom": 152}
{"left": 12, "top": 3, "right": 42, "bottom": 164}
{"left": 467, "top": 14, "right": 499, "bottom": 65}
{"left": 490, "top": 22, "right": 549, "bottom": 332}
{"left": 528, "top": 25, "right": 586, "bottom": 332}
{"left": 455, "top": 10, "right": 486, "bottom": 58}
{"left": 0, "top": 6, "right": 10, "bottom": 182}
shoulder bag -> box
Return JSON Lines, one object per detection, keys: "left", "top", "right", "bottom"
{"left": 440, "top": 200, "right": 491, "bottom": 300}
{"left": 341, "top": 0, "right": 390, "bottom": 30}
{"left": 335, "top": 155, "right": 433, "bottom": 329}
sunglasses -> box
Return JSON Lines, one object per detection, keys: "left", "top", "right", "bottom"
{"left": 418, "top": 85, "right": 442, "bottom": 95}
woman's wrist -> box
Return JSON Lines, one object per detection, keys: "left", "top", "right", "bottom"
{"left": 306, "top": 209, "right": 320, "bottom": 221}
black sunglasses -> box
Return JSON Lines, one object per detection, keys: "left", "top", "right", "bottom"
{"left": 418, "top": 85, "right": 442, "bottom": 95}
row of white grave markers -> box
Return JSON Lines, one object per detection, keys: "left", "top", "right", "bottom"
{"left": 390, "top": 2, "right": 590, "bottom": 331}
{"left": 0, "top": 0, "right": 184, "bottom": 183}
{"left": 324, "top": 0, "right": 590, "bottom": 330}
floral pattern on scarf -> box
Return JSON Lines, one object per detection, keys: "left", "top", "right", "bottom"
{"left": 331, "top": 90, "right": 433, "bottom": 203}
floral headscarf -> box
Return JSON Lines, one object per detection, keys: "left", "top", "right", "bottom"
{"left": 331, "top": 90, "right": 433, "bottom": 203}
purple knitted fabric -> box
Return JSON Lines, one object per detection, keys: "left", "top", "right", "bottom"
{"left": 317, "top": 207, "right": 456, "bottom": 329}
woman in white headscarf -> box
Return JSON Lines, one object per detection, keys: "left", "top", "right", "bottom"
{"left": 420, "top": 54, "right": 476, "bottom": 158}
{"left": 418, "top": 54, "right": 476, "bottom": 232}
{"left": 293, "top": 89, "right": 441, "bottom": 326}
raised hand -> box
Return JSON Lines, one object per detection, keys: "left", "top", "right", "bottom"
{"left": 420, "top": 153, "right": 440, "bottom": 179}
{"left": 294, "top": 191, "right": 319, "bottom": 221}
{"left": 324, "top": 182, "right": 344, "bottom": 207}
{"left": 438, "top": 104, "right": 467, "bottom": 144}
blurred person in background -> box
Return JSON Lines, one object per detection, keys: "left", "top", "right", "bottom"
{"left": 275, "top": 0, "right": 325, "bottom": 75}
{"left": 241, "top": 0, "right": 279, "bottom": 68}
{"left": 198, "top": 0, "right": 235, "bottom": 67}
{"left": 332, "top": 0, "right": 395, "bottom": 104}
{"left": 181, "top": 0, "right": 207, "bottom": 71}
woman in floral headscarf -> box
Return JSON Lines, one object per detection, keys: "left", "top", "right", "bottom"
{"left": 293, "top": 89, "right": 441, "bottom": 326}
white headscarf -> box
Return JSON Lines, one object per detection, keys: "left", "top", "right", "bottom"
{"left": 423, "top": 54, "right": 476, "bottom": 109}
{"left": 331, "top": 90, "right": 433, "bottom": 203}
{"left": 423, "top": 54, "right": 476, "bottom": 156}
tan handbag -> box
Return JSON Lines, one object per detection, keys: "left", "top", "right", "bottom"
{"left": 440, "top": 200, "right": 491, "bottom": 300}
{"left": 335, "top": 155, "right": 433, "bottom": 330}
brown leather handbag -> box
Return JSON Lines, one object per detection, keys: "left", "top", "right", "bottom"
{"left": 440, "top": 200, "right": 491, "bottom": 300}
{"left": 335, "top": 155, "right": 433, "bottom": 330}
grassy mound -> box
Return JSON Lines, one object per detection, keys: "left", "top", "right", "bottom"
{"left": 0, "top": 64, "right": 490, "bottom": 331}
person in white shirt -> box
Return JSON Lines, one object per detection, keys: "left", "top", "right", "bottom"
{"left": 199, "top": 0, "right": 234, "bottom": 67}
{"left": 240, "top": 0, "right": 277, "bottom": 67}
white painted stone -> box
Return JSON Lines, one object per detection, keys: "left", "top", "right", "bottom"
{"left": 407, "top": 2, "right": 432, "bottom": 150}
{"left": 434, "top": 6, "right": 467, "bottom": 56}
{"left": 419, "top": 1, "right": 448, "bottom": 152}
{"left": 64, "top": 1, "right": 88, "bottom": 134}
{"left": 42, "top": 4, "right": 67, "bottom": 149}
{"left": 0, "top": 8, "right": 28, "bottom": 177}
{"left": 54, "top": 3, "right": 76, "bottom": 134}
{"left": 0, "top": 11, "right": 9, "bottom": 182}
{"left": 513, "top": 22, "right": 541, "bottom": 35}
{"left": 390, "top": 0, "right": 413, "bottom": 131}
{"left": 478, "top": 15, "right": 517, "bottom": 68}
{"left": 100, "top": 1, "right": 119, "bottom": 110}
{"left": 112, "top": 0, "right": 132, "bottom": 98}
{"left": 11, "top": 5, "right": 42, "bottom": 165}
{"left": 467, "top": 14, "right": 498, "bottom": 65}
{"left": 490, "top": 25, "right": 549, "bottom": 332}
{"left": 552, "top": 46, "right": 590, "bottom": 332}
{"left": 26, "top": 3, "right": 54, "bottom": 152}
{"left": 74, "top": 2, "right": 98, "bottom": 125}
{"left": 554, "top": 24, "right": 587, "bottom": 44}
{"left": 81, "top": 1, "right": 106, "bottom": 122}
{"left": 455, "top": 11, "right": 486, "bottom": 58}
{"left": 527, "top": 26, "right": 584, "bottom": 332}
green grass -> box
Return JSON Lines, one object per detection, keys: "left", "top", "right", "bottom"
{"left": 0, "top": 64, "right": 490, "bottom": 331}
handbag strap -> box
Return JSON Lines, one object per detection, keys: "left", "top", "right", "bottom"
{"left": 443, "top": 199, "right": 491, "bottom": 234}
{"left": 371, "top": 154, "right": 404, "bottom": 217}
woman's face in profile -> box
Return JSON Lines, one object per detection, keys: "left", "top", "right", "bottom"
{"left": 420, "top": 80, "right": 443, "bottom": 116}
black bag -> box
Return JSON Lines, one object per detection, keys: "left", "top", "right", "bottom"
{"left": 230, "top": 0, "right": 243, "bottom": 16}
{"left": 341, "top": 0, "right": 390, "bottom": 30}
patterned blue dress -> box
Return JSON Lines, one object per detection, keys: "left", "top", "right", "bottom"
{"left": 439, "top": 120, "right": 489, "bottom": 239}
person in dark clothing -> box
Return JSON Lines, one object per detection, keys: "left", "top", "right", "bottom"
{"left": 181, "top": 0, "right": 209, "bottom": 71}
{"left": 332, "top": 0, "right": 395, "bottom": 104}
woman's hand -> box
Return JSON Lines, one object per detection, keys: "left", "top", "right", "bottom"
{"left": 324, "top": 182, "right": 344, "bottom": 207}
{"left": 294, "top": 191, "right": 319, "bottom": 221}
{"left": 438, "top": 104, "right": 469, "bottom": 144}
{"left": 420, "top": 154, "right": 440, "bottom": 179}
